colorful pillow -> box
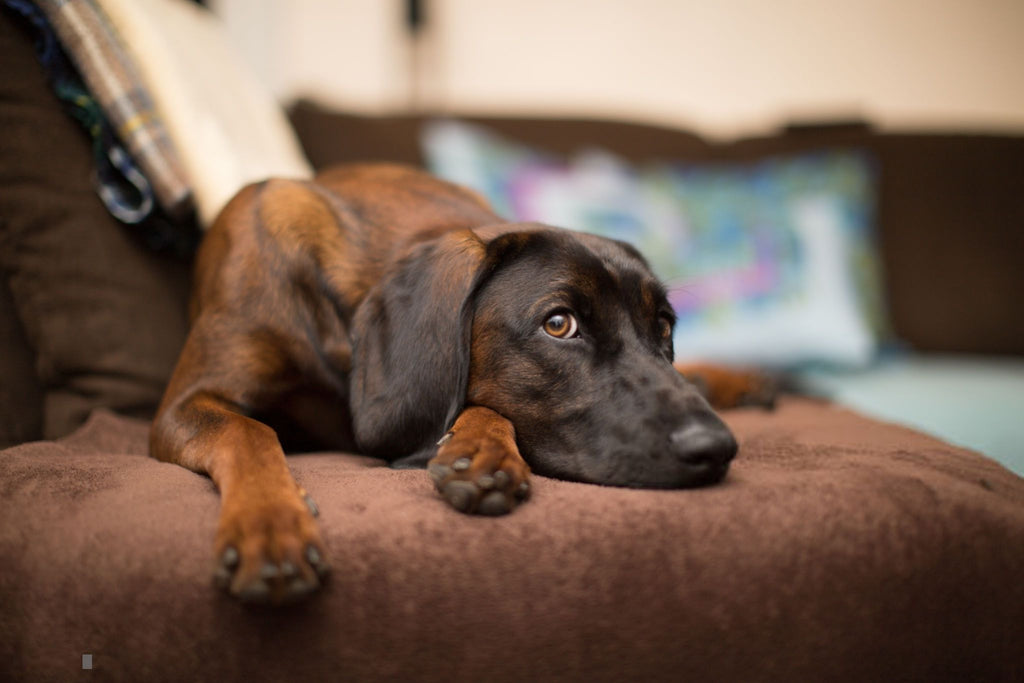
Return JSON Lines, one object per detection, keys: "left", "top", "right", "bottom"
{"left": 422, "top": 120, "right": 885, "bottom": 368}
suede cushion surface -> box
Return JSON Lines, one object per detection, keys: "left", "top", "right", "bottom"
{"left": 1, "top": 399, "right": 1022, "bottom": 682}
{"left": 0, "top": 10, "right": 191, "bottom": 440}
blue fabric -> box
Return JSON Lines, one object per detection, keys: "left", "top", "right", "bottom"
{"left": 798, "top": 353, "right": 1024, "bottom": 475}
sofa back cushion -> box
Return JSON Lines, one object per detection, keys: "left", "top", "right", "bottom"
{"left": 0, "top": 10, "right": 192, "bottom": 441}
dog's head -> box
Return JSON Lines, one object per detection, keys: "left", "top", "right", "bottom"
{"left": 350, "top": 224, "right": 736, "bottom": 488}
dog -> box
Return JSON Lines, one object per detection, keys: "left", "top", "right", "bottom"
{"left": 151, "top": 163, "right": 767, "bottom": 605}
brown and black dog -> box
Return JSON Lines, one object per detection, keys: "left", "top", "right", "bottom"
{"left": 151, "top": 163, "right": 765, "bottom": 604}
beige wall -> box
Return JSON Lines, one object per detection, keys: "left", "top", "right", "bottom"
{"left": 212, "top": 0, "right": 1024, "bottom": 139}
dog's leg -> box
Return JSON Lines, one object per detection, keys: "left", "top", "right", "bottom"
{"left": 427, "top": 407, "right": 531, "bottom": 516}
{"left": 674, "top": 362, "right": 779, "bottom": 410}
{"left": 151, "top": 327, "right": 329, "bottom": 604}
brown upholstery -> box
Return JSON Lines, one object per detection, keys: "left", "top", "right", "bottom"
{"left": 0, "top": 10, "right": 192, "bottom": 442}
{"left": 2, "top": 399, "right": 1022, "bottom": 681}
{"left": 0, "top": 276, "right": 42, "bottom": 447}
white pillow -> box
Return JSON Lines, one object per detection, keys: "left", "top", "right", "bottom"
{"left": 96, "top": 0, "right": 313, "bottom": 227}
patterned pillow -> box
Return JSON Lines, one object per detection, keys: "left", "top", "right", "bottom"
{"left": 422, "top": 120, "right": 885, "bottom": 368}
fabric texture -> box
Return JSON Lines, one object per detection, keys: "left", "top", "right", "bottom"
{"left": 31, "top": 0, "right": 192, "bottom": 219}
{"left": 1, "top": 400, "right": 1022, "bottom": 682}
{"left": 0, "top": 9, "right": 192, "bottom": 439}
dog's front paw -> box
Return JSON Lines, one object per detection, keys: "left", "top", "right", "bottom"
{"left": 213, "top": 485, "right": 330, "bottom": 605}
{"left": 428, "top": 429, "right": 531, "bottom": 516}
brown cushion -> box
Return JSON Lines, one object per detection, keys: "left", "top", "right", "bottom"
{"left": 0, "top": 11, "right": 191, "bottom": 439}
{"left": 1, "top": 399, "right": 1021, "bottom": 681}
{"left": 0, "top": 276, "right": 42, "bottom": 447}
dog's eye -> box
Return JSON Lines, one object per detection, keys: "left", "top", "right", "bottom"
{"left": 543, "top": 312, "right": 579, "bottom": 339}
{"left": 659, "top": 317, "right": 673, "bottom": 341}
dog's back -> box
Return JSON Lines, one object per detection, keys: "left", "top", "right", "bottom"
{"left": 191, "top": 164, "right": 500, "bottom": 321}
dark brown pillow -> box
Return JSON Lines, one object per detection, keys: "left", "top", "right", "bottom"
{"left": 0, "top": 277, "right": 42, "bottom": 447}
{"left": 0, "top": 10, "right": 191, "bottom": 440}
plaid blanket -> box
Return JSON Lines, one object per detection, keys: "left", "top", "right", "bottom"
{"left": 31, "top": 0, "right": 192, "bottom": 220}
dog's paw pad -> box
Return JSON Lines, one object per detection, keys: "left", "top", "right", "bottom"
{"left": 214, "top": 490, "right": 330, "bottom": 605}
{"left": 260, "top": 562, "right": 282, "bottom": 580}
{"left": 222, "top": 554, "right": 327, "bottom": 606}
{"left": 221, "top": 546, "right": 240, "bottom": 568}
{"left": 302, "top": 493, "right": 320, "bottom": 518}
{"left": 237, "top": 580, "right": 271, "bottom": 603}
{"left": 428, "top": 432, "right": 531, "bottom": 515}
{"left": 478, "top": 490, "right": 511, "bottom": 516}
{"left": 428, "top": 463, "right": 452, "bottom": 485}
{"left": 305, "top": 544, "right": 330, "bottom": 578}
{"left": 284, "top": 577, "right": 317, "bottom": 602}
{"left": 442, "top": 480, "right": 478, "bottom": 512}
{"left": 213, "top": 546, "right": 239, "bottom": 589}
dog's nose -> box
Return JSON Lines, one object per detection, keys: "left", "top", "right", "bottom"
{"left": 669, "top": 420, "right": 737, "bottom": 483}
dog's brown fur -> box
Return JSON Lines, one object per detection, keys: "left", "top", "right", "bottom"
{"left": 152, "top": 164, "right": 762, "bottom": 604}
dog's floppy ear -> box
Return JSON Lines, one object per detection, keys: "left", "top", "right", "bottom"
{"left": 349, "top": 229, "right": 491, "bottom": 458}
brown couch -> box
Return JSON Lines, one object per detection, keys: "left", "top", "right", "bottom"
{"left": 2, "top": 11, "right": 1023, "bottom": 682}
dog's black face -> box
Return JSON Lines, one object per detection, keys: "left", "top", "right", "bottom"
{"left": 349, "top": 222, "right": 737, "bottom": 487}
{"left": 466, "top": 228, "right": 737, "bottom": 488}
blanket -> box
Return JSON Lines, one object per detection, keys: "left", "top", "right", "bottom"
{"left": 1, "top": 398, "right": 1022, "bottom": 681}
